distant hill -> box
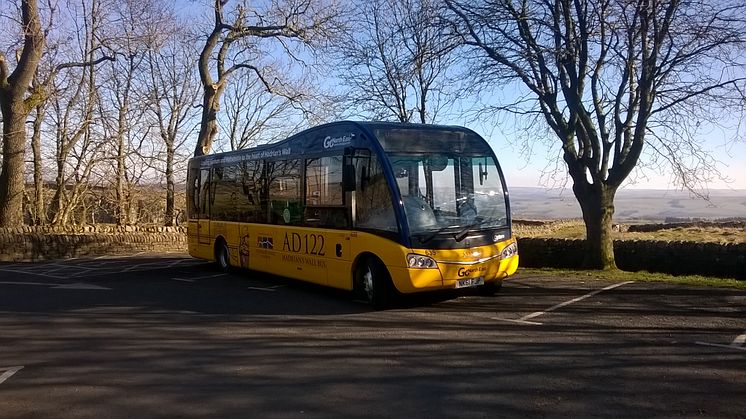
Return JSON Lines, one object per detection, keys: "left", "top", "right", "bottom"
{"left": 509, "top": 187, "right": 746, "bottom": 222}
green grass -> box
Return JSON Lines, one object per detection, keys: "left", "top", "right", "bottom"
{"left": 518, "top": 267, "right": 746, "bottom": 290}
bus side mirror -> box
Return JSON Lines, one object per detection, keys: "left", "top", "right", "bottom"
{"left": 343, "top": 163, "right": 356, "bottom": 192}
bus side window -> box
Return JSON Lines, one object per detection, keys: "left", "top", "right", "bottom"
{"left": 304, "top": 156, "right": 348, "bottom": 228}
{"left": 212, "top": 163, "right": 241, "bottom": 222}
{"left": 198, "top": 168, "right": 211, "bottom": 219}
{"left": 355, "top": 155, "right": 397, "bottom": 232}
{"left": 239, "top": 160, "right": 265, "bottom": 223}
{"left": 187, "top": 167, "right": 200, "bottom": 218}
{"left": 268, "top": 159, "right": 302, "bottom": 225}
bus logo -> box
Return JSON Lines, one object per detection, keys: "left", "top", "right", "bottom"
{"left": 323, "top": 134, "right": 354, "bottom": 149}
{"left": 257, "top": 236, "right": 274, "bottom": 249}
{"left": 458, "top": 266, "right": 486, "bottom": 277}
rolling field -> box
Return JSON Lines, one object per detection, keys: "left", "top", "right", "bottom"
{"left": 514, "top": 219, "right": 746, "bottom": 244}
{"left": 510, "top": 188, "right": 746, "bottom": 243}
{"left": 510, "top": 187, "right": 746, "bottom": 222}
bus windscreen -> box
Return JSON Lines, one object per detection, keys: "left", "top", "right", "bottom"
{"left": 387, "top": 153, "right": 508, "bottom": 239}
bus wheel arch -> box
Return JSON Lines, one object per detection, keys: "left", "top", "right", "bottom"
{"left": 214, "top": 236, "right": 230, "bottom": 272}
{"left": 352, "top": 253, "right": 393, "bottom": 308}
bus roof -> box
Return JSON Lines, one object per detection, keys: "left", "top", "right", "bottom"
{"left": 191, "top": 121, "right": 489, "bottom": 166}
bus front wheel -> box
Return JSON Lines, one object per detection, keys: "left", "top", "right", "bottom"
{"left": 215, "top": 240, "right": 230, "bottom": 272}
{"left": 357, "top": 257, "right": 391, "bottom": 309}
{"left": 478, "top": 280, "right": 502, "bottom": 296}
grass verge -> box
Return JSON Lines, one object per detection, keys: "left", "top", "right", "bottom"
{"left": 517, "top": 267, "right": 746, "bottom": 290}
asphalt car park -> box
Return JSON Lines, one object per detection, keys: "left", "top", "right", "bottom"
{"left": 0, "top": 254, "right": 744, "bottom": 418}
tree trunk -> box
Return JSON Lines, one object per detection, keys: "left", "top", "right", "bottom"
{"left": 0, "top": 0, "right": 44, "bottom": 227}
{"left": 116, "top": 107, "right": 127, "bottom": 226}
{"left": 573, "top": 183, "right": 618, "bottom": 270}
{"left": 194, "top": 84, "right": 221, "bottom": 157}
{"left": 49, "top": 175, "right": 62, "bottom": 224}
{"left": 0, "top": 102, "right": 28, "bottom": 226}
{"left": 49, "top": 151, "right": 66, "bottom": 226}
{"left": 164, "top": 143, "right": 175, "bottom": 226}
{"left": 31, "top": 103, "right": 45, "bottom": 225}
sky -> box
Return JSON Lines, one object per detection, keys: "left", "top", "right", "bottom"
{"left": 483, "top": 130, "right": 746, "bottom": 191}
{"left": 419, "top": 97, "right": 746, "bottom": 191}
{"left": 172, "top": 0, "right": 746, "bottom": 192}
{"left": 443, "top": 87, "right": 746, "bottom": 192}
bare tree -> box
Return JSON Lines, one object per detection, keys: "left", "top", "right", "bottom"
{"left": 146, "top": 33, "right": 201, "bottom": 226}
{"left": 445, "top": 0, "right": 746, "bottom": 269}
{"left": 193, "top": 0, "right": 341, "bottom": 157}
{"left": 333, "top": 0, "right": 462, "bottom": 123}
{"left": 46, "top": 0, "right": 111, "bottom": 226}
{"left": 100, "top": 0, "right": 168, "bottom": 225}
{"left": 0, "top": 0, "right": 44, "bottom": 227}
{"left": 220, "top": 71, "right": 304, "bottom": 151}
{"left": 2, "top": 0, "right": 113, "bottom": 226}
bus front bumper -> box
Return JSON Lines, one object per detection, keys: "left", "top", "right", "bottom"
{"left": 390, "top": 254, "right": 519, "bottom": 294}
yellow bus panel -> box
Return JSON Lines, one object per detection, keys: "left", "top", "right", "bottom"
{"left": 189, "top": 222, "right": 518, "bottom": 294}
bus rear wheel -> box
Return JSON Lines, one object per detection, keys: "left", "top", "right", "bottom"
{"left": 215, "top": 240, "right": 230, "bottom": 272}
{"left": 357, "top": 257, "right": 391, "bottom": 309}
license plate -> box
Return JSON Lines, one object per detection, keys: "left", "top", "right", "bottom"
{"left": 455, "top": 277, "right": 484, "bottom": 289}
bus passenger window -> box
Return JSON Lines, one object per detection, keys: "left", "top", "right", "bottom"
{"left": 212, "top": 163, "right": 240, "bottom": 222}
{"left": 268, "top": 159, "right": 302, "bottom": 225}
{"left": 187, "top": 167, "right": 200, "bottom": 218}
{"left": 198, "top": 168, "right": 211, "bottom": 219}
{"left": 304, "top": 156, "right": 348, "bottom": 228}
{"left": 306, "top": 156, "right": 344, "bottom": 206}
{"left": 239, "top": 160, "right": 265, "bottom": 223}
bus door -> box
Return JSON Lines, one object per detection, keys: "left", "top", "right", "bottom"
{"left": 350, "top": 149, "right": 398, "bottom": 234}
{"left": 197, "top": 168, "right": 212, "bottom": 246}
{"left": 346, "top": 148, "right": 370, "bottom": 227}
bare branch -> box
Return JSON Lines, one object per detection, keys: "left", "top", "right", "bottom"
{"left": 444, "top": 0, "right": 746, "bottom": 269}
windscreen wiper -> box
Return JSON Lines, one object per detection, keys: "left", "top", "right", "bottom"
{"left": 416, "top": 225, "right": 460, "bottom": 244}
{"left": 453, "top": 217, "right": 484, "bottom": 242}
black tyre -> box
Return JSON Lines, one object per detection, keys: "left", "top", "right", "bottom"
{"left": 478, "top": 280, "right": 502, "bottom": 296}
{"left": 357, "top": 257, "right": 392, "bottom": 309}
{"left": 215, "top": 240, "right": 230, "bottom": 272}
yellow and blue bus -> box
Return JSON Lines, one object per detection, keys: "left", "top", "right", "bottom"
{"left": 186, "top": 121, "right": 518, "bottom": 306}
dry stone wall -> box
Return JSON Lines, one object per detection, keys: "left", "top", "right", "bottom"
{"left": 0, "top": 226, "right": 187, "bottom": 262}
{"left": 1, "top": 226, "right": 743, "bottom": 280}
{"left": 518, "top": 237, "right": 746, "bottom": 280}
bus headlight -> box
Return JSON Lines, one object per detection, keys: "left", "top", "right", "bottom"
{"left": 407, "top": 254, "right": 438, "bottom": 269}
{"left": 500, "top": 242, "right": 518, "bottom": 260}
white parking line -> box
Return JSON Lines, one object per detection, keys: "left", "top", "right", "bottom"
{"left": 0, "top": 281, "right": 110, "bottom": 290}
{"left": 247, "top": 285, "right": 287, "bottom": 292}
{"left": 176, "top": 273, "right": 227, "bottom": 280}
{"left": 44, "top": 263, "right": 96, "bottom": 272}
{"left": 695, "top": 331, "right": 746, "bottom": 351}
{"left": 167, "top": 260, "right": 192, "bottom": 267}
{"left": 695, "top": 342, "right": 746, "bottom": 351}
{"left": 519, "top": 281, "right": 634, "bottom": 322}
{"left": 731, "top": 332, "right": 746, "bottom": 347}
{"left": 52, "top": 282, "right": 111, "bottom": 290}
{"left": 0, "top": 281, "right": 60, "bottom": 286}
{"left": 490, "top": 317, "right": 543, "bottom": 326}
{"left": 0, "top": 366, "right": 23, "bottom": 384}
{"left": 0, "top": 268, "right": 62, "bottom": 279}
{"left": 116, "top": 252, "right": 147, "bottom": 258}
